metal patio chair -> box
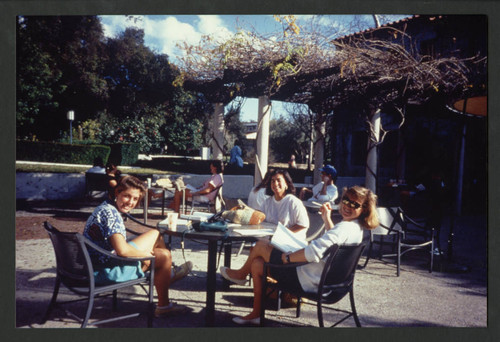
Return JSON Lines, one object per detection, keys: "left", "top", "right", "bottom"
{"left": 361, "top": 207, "right": 434, "bottom": 276}
{"left": 260, "top": 243, "right": 366, "bottom": 327}
{"left": 42, "top": 221, "right": 155, "bottom": 328}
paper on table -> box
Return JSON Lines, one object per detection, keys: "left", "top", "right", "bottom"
{"left": 180, "top": 212, "right": 213, "bottom": 221}
{"left": 158, "top": 218, "right": 190, "bottom": 229}
{"left": 232, "top": 228, "right": 274, "bottom": 237}
{"left": 270, "top": 222, "right": 308, "bottom": 253}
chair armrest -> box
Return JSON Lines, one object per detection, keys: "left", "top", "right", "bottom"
{"left": 265, "top": 262, "right": 309, "bottom": 269}
{"left": 400, "top": 210, "right": 434, "bottom": 231}
{"left": 79, "top": 235, "right": 155, "bottom": 263}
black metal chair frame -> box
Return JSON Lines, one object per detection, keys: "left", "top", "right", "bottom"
{"left": 187, "top": 183, "right": 225, "bottom": 214}
{"left": 84, "top": 172, "right": 108, "bottom": 198}
{"left": 260, "top": 243, "right": 366, "bottom": 327}
{"left": 42, "top": 221, "right": 155, "bottom": 328}
{"left": 361, "top": 207, "right": 434, "bottom": 276}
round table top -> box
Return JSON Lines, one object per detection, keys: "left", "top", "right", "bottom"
{"left": 157, "top": 217, "right": 276, "bottom": 241}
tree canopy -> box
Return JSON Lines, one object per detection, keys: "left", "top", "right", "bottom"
{"left": 16, "top": 15, "right": 212, "bottom": 154}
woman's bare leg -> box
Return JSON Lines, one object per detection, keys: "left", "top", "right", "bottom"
{"left": 238, "top": 257, "right": 265, "bottom": 320}
{"left": 131, "top": 229, "right": 172, "bottom": 306}
{"left": 152, "top": 247, "right": 172, "bottom": 306}
{"left": 168, "top": 189, "right": 192, "bottom": 212}
{"left": 225, "top": 239, "right": 274, "bottom": 280}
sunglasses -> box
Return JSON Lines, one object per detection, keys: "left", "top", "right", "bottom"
{"left": 341, "top": 196, "right": 362, "bottom": 209}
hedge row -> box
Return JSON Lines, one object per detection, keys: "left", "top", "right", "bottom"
{"left": 16, "top": 141, "right": 140, "bottom": 166}
{"left": 108, "top": 143, "right": 141, "bottom": 166}
{"left": 135, "top": 156, "right": 313, "bottom": 181}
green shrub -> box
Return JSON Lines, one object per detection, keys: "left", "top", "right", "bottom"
{"left": 16, "top": 141, "right": 110, "bottom": 165}
{"left": 108, "top": 143, "right": 140, "bottom": 166}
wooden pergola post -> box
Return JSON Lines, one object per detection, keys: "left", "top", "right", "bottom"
{"left": 212, "top": 103, "right": 225, "bottom": 160}
{"left": 313, "top": 118, "right": 326, "bottom": 184}
{"left": 254, "top": 96, "right": 271, "bottom": 186}
{"left": 365, "top": 109, "right": 381, "bottom": 193}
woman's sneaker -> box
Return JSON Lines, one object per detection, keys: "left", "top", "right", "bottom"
{"left": 171, "top": 261, "right": 193, "bottom": 284}
{"left": 154, "top": 302, "right": 190, "bottom": 317}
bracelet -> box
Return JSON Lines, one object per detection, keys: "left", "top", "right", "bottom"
{"left": 286, "top": 254, "right": 291, "bottom": 264}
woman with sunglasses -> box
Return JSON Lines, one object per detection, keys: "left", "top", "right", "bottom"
{"left": 220, "top": 185, "right": 379, "bottom": 325}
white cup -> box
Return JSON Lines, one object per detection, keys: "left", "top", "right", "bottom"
{"left": 167, "top": 212, "right": 179, "bottom": 231}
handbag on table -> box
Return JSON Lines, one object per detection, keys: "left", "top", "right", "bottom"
{"left": 222, "top": 199, "right": 266, "bottom": 225}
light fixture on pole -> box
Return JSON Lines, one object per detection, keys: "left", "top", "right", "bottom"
{"left": 67, "top": 110, "right": 75, "bottom": 144}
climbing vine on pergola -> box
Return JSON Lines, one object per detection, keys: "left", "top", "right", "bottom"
{"left": 176, "top": 17, "right": 480, "bottom": 114}
{"left": 175, "top": 15, "right": 486, "bottom": 181}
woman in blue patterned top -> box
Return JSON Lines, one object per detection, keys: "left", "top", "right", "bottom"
{"left": 84, "top": 175, "right": 191, "bottom": 317}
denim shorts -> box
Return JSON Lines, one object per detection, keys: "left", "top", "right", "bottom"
{"left": 93, "top": 241, "right": 145, "bottom": 285}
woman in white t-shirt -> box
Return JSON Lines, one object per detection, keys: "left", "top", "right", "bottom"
{"left": 220, "top": 185, "right": 379, "bottom": 325}
{"left": 260, "top": 169, "right": 309, "bottom": 241}
{"left": 247, "top": 169, "right": 274, "bottom": 211}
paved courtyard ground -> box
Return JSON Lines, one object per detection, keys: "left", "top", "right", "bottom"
{"left": 13, "top": 197, "right": 493, "bottom": 338}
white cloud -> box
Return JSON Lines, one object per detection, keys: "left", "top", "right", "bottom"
{"left": 100, "top": 15, "right": 144, "bottom": 38}
{"left": 99, "top": 15, "right": 234, "bottom": 61}
{"left": 144, "top": 16, "right": 202, "bottom": 56}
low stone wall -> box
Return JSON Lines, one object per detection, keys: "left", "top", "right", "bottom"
{"left": 16, "top": 172, "right": 255, "bottom": 201}
{"left": 16, "top": 172, "right": 86, "bottom": 200}
{"left": 153, "top": 174, "right": 255, "bottom": 200}
{"left": 16, "top": 172, "right": 365, "bottom": 201}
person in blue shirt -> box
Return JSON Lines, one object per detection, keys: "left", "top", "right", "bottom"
{"left": 229, "top": 143, "right": 244, "bottom": 168}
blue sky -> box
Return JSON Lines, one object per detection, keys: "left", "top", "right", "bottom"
{"left": 99, "top": 15, "right": 409, "bottom": 121}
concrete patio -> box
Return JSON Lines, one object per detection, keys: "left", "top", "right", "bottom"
{"left": 15, "top": 197, "right": 489, "bottom": 330}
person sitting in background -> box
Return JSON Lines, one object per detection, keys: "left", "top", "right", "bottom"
{"left": 288, "top": 154, "right": 297, "bottom": 169}
{"left": 220, "top": 185, "right": 379, "bottom": 325}
{"left": 83, "top": 175, "right": 192, "bottom": 317}
{"left": 247, "top": 169, "right": 274, "bottom": 211}
{"left": 299, "top": 164, "right": 338, "bottom": 204}
{"left": 86, "top": 157, "right": 106, "bottom": 174}
{"left": 105, "top": 163, "right": 122, "bottom": 199}
{"left": 168, "top": 160, "right": 224, "bottom": 213}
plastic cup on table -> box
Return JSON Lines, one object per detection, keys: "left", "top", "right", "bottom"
{"left": 167, "top": 212, "right": 179, "bottom": 231}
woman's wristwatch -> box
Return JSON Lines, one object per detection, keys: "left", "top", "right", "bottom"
{"left": 286, "top": 253, "right": 291, "bottom": 264}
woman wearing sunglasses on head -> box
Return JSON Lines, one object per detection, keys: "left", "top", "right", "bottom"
{"left": 220, "top": 185, "right": 379, "bottom": 325}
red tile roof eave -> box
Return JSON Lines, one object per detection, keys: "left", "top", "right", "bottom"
{"left": 334, "top": 15, "right": 419, "bottom": 42}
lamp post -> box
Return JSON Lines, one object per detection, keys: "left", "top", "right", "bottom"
{"left": 67, "top": 110, "right": 75, "bottom": 144}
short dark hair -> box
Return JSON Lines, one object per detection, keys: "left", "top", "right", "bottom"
{"left": 115, "top": 175, "right": 147, "bottom": 200}
{"left": 210, "top": 159, "right": 224, "bottom": 174}
{"left": 265, "top": 169, "right": 295, "bottom": 196}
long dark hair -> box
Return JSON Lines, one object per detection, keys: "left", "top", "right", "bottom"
{"left": 254, "top": 168, "right": 275, "bottom": 192}
{"left": 265, "top": 169, "right": 296, "bottom": 196}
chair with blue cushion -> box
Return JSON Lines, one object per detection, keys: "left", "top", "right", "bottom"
{"left": 42, "top": 221, "right": 155, "bottom": 328}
